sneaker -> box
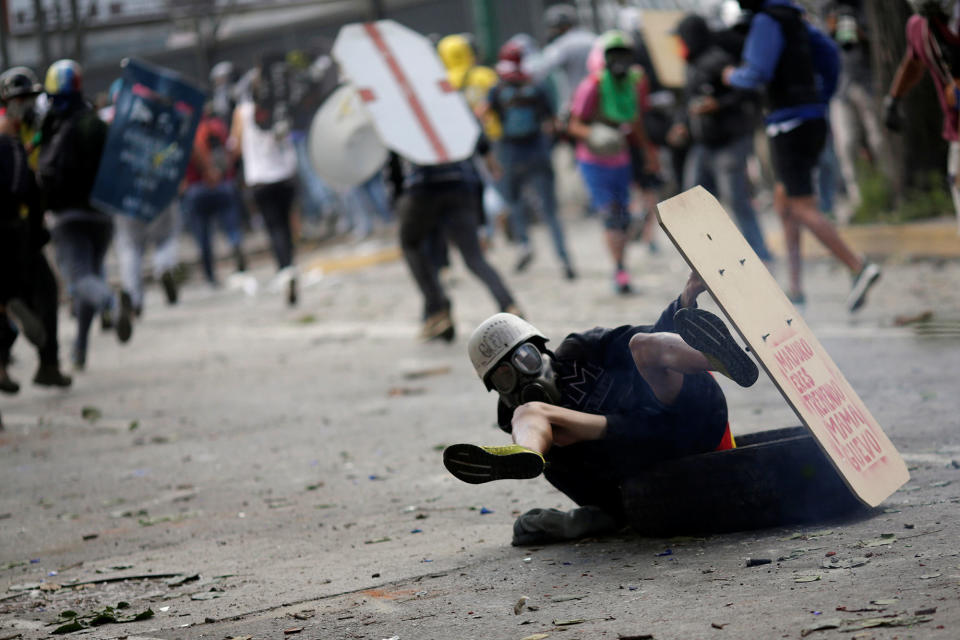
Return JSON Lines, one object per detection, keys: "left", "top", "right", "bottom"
{"left": 674, "top": 307, "right": 759, "bottom": 388}
{"left": 115, "top": 291, "right": 134, "bottom": 344}
{"left": 420, "top": 310, "right": 454, "bottom": 342}
{"left": 100, "top": 308, "right": 114, "bottom": 331}
{"left": 161, "top": 270, "right": 179, "bottom": 305}
{"left": 287, "top": 276, "right": 298, "bottom": 307}
{"left": 33, "top": 364, "right": 72, "bottom": 388}
{"left": 847, "top": 262, "right": 881, "bottom": 313}
{"left": 443, "top": 443, "right": 545, "bottom": 484}
{"left": 563, "top": 262, "right": 577, "bottom": 280}
{"left": 515, "top": 248, "right": 534, "bottom": 273}
{"left": 6, "top": 298, "right": 47, "bottom": 348}
{"left": 614, "top": 270, "right": 632, "bottom": 295}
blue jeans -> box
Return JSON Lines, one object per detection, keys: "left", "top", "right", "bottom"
{"left": 181, "top": 181, "right": 243, "bottom": 283}
{"left": 500, "top": 137, "right": 570, "bottom": 262}
{"left": 687, "top": 135, "right": 772, "bottom": 261}
{"left": 52, "top": 216, "right": 115, "bottom": 363}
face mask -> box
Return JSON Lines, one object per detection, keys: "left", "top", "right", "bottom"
{"left": 488, "top": 342, "right": 563, "bottom": 409}
{"left": 605, "top": 51, "right": 633, "bottom": 79}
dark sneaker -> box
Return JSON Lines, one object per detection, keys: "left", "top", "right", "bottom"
{"left": 33, "top": 364, "right": 72, "bottom": 388}
{"left": 100, "top": 308, "right": 114, "bottom": 331}
{"left": 420, "top": 310, "right": 454, "bottom": 342}
{"left": 443, "top": 444, "right": 545, "bottom": 484}
{"left": 287, "top": 276, "right": 298, "bottom": 307}
{"left": 847, "top": 262, "right": 881, "bottom": 313}
{"left": 161, "top": 270, "right": 179, "bottom": 305}
{"left": 674, "top": 307, "right": 759, "bottom": 388}
{"left": 563, "top": 262, "right": 577, "bottom": 280}
{"left": 6, "top": 298, "right": 47, "bottom": 349}
{"left": 515, "top": 248, "right": 534, "bottom": 273}
{"left": 116, "top": 292, "right": 134, "bottom": 344}
{"left": 234, "top": 246, "right": 247, "bottom": 273}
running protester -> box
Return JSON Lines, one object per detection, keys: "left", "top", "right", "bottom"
{"left": 485, "top": 41, "right": 576, "bottom": 279}
{"left": 884, "top": 0, "right": 960, "bottom": 234}
{"left": 443, "top": 271, "right": 753, "bottom": 545}
{"left": 568, "top": 30, "right": 656, "bottom": 294}
{"left": 723, "top": 0, "right": 880, "bottom": 312}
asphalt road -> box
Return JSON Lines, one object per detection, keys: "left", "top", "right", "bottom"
{"left": 2, "top": 214, "right": 959, "bottom": 640}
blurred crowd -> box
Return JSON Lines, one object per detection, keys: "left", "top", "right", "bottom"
{"left": 2, "top": 0, "right": 959, "bottom": 400}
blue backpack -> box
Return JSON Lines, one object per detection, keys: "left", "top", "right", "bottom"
{"left": 494, "top": 84, "right": 544, "bottom": 141}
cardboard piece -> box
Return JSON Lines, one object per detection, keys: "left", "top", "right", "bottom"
{"left": 656, "top": 186, "right": 909, "bottom": 507}
{"left": 332, "top": 20, "right": 480, "bottom": 166}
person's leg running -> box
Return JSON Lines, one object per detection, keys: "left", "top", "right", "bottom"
{"left": 530, "top": 158, "right": 571, "bottom": 265}
{"left": 717, "top": 134, "right": 771, "bottom": 261}
{"left": 444, "top": 191, "right": 517, "bottom": 312}
{"left": 949, "top": 142, "right": 960, "bottom": 234}
{"left": 776, "top": 183, "right": 804, "bottom": 299}
{"left": 397, "top": 192, "right": 449, "bottom": 317}
{"left": 253, "top": 182, "right": 296, "bottom": 270}
{"left": 113, "top": 215, "right": 146, "bottom": 310}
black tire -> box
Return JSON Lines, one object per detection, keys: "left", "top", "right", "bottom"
{"left": 620, "top": 426, "right": 867, "bottom": 536}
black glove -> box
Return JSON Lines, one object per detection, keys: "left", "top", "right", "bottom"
{"left": 882, "top": 95, "right": 903, "bottom": 132}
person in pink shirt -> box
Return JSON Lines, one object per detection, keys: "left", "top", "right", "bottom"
{"left": 884, "top": 0, "right": 960, "bottom": 232}
{"left": 568, "top": 30, "right": 657, "bottom": 294}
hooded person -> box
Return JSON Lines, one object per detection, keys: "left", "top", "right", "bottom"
{"left": 36, "top": 59, "right": 130, "bottom": 370}
{"left": 884, "top": 0, "right": 960, "bottom": 234}
{"left": 672, "top": 13, "right": 771, "bottom": 262}
{"left": 0, "top": 66, "right": 72, "bottom": 391}
{"left": 529, "top": 4, "right": 597, "bottom": 114}
{"left": 437, "top": 34, "right": 502, "bottom": 141}
{"left": 567, "top": 30, "right": 657, "bottom": 294}
{"left": 722, "top": 0, "right": 880, "bottom": 312}
{"left": 443, "top": 271, "right": 755, "bottom": 545}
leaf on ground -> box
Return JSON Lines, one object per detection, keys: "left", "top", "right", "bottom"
{"left": 403, "top": 366, "right": 451, "bottom": 379}
{"left": 800, "top": 617, "right": 843, "bottom": 636}
{"left": 920, "top": 573, "right": 942, "bottom": 579}
{"left": 52, "top": 621, "right": 86, "bottom": 634}
{"left": 841, "top": 614, "right": 933, "bottom": 631}
{"left": 81, "top": 406, "right": 102, "bottom": 421}
{"left": 859, "top": 536, "right": 896, "bottom": 547}
{"left": 795, "top": 575, "right": 821, "bottom": 583}
{"left": 553, "top": 619, "right": 587, "bottom": 626}
{"left": 822, "top": 557, "right": 870, "bottom": 569}
{"left": 870, "top": 599, "right": 899, "bottom": 605}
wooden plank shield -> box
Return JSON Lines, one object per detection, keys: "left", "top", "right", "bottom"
{"left": 656, "top": 186, "right": 909, "bottom": 507}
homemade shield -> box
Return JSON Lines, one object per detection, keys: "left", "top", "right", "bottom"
{"left": 308, "top": 84, "right": 388, "bottom": 190}
{"left": 332, "top": 20, "right": 480, "bottom": 165}
{"left": 91, "top": 58, "right": 205, "bottom": 222}
{"left": 656, "top": 186, "right": 909, "bottom": 508}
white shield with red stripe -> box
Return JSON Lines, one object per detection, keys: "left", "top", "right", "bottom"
{"left": 333, "top": 20, "right": 480, "bottom": 165}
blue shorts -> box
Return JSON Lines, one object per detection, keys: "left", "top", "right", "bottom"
{"left": 578, "top": 161, "right": 632, "bottom": 230}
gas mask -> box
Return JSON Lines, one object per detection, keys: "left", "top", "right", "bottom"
{"left": 487, "top": 342, "right": 562, "bottom": 410}
{"left": 605, "top": 50, "right": 633, "bottom": 80}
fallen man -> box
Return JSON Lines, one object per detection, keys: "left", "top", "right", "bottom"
{"left": 444, "top": 272, "right": 758, "bottom": 545}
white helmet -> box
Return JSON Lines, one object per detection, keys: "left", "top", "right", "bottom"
{"left": 468, "top": 313, "right": 547, "bottom": 385}
{"left": 908, "top": 0, "right": 956, "bottom": 16}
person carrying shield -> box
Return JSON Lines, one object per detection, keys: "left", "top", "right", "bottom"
{"left": 567, "top": 30, "right": 658, "bottom": 294}
{"left": 442, "top": 271, "right": 755, "bottom": 544}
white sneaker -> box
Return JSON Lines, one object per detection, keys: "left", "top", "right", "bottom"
{"left": 847, "top": 262, "right": 881, "bottom": 313}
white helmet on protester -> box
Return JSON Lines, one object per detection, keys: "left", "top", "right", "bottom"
{"left": 468, "top": 313, "right": 547, "bottom": 386}
{"left": 908, "top": 0, "right": 956, "bottom": 16}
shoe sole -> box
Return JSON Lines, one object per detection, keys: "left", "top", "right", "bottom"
{"left": 847, "top": 265, "right": 881, "bottom": 313}
{"left": 675, "top": 308, "right": 759, "bottom": 388}
{"left": 443, "top": 444, "right": 544, "bottom": 484}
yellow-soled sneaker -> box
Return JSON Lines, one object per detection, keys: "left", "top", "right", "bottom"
{"left": 443, "top": 444, "right": 545, "bottom": 484}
